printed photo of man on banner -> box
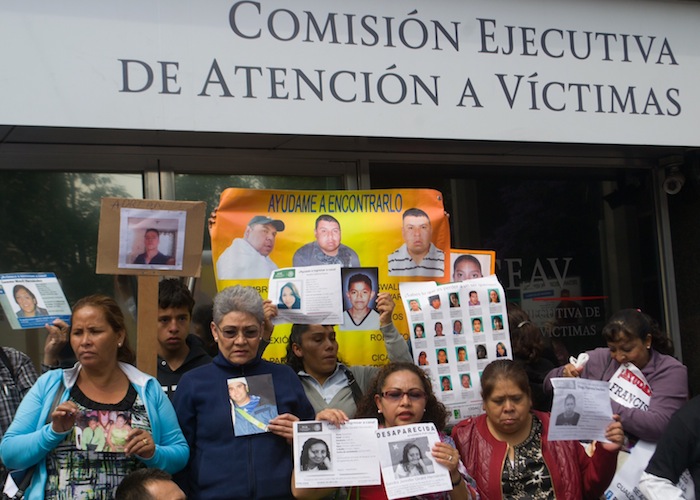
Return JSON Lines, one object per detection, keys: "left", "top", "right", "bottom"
{"left": 210, "top": 188, "right": 451, "bottom": 364}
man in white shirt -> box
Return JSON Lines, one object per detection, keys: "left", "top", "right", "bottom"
{"left": 387, "top": 208, "right": 445, "bottom": 277}
{"left": 216, "top": 215, "right": 285, "bottom": 280}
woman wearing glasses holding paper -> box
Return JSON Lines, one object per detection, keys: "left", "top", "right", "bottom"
{"left": 173, "top": 285, "right": 315, "bottom": 500}
{"left": 293, "top": 362, "right": 478, "bottom": 500}
{"left": 453, "top": 359, "right": 624, "bottom": 499}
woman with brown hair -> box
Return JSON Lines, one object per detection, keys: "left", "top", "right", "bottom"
{"left": 453, "top": 359, "right": 623, "bottom": 499}
{"left": 293, "top": 362, "right": 479, "bottom": 500}
{"left": 1, "top": 295, "right": 188, "bottom": 499}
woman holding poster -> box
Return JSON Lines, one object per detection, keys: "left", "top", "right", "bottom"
{"left": 282, "top": 293, "right": 412, "bottom": 418}
{"left": 453, "top": 360, "right": 624, "bottom": 499}
{"left": 292, "top": 362, "right": 479, "bottom": 500}
{"left": 173, "top": 286, "right": 315, "bottom": 499}
{"left": 544, "top": 309, "right": 687, "bottom": 443}
{"left": 0, "top": 295, "right": 188, "bottom": 499}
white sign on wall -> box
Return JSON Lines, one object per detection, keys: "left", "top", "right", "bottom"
{"left": 1, "top": 0, "right": 698, "bottom": 146}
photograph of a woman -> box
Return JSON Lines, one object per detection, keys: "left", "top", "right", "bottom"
{"left": 496, "top": 342, "right": 508, "bottom": 358}
{"left": 13, "top": 284, "right": 49, "bottom": 318}
{"left": 300, "top": 437, "right": 331, "bottom": 471}
{"left": 441, "top": 376, "right": 453, "bottom": 392}
{"left": 395, "top": 442, "right": 433, "bottom": 478}
{"left": 106, "top": 413, "right": 132, "bottom": 452}
{"left": 278, "top": 282, "right": 301, "bottom": 310}
{"left": 492, "top": 315, "right": 504, "bottom": 331}
{"left": 418, "top": 351, "right": 429, "bottom": 366}
{"left": 414, "top": 323, "right": 425, "bottom": 339}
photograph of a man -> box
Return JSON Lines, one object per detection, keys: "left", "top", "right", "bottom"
{"left": 387, "top": 208, "right": 445, "bottom": 277}
{"left": 293, "top": 214, "right": 360, "bottom": 267}
{"left": 216, "top": 215, "right": 285, "bottom": 280}
{"left": 78, "top": 413, "right": 106, "bottom": 451}
{"left": 555, "top": 394, "right": 581, "bottom": 426}
{"left": 228, "top": 376, "right": 279, "bottom": 437}
{"left": 342, "top": 272, "right": 379, "bottom": 330}
{"left": 456, "top": 346, "right": 467, "bottom": 362}
{"left": 133, "top": 228, "right": 174, "bottom": 265}
{"left": 452, "top": 254, "right": 483, "bottom": 282}
{"left": 407, "top": 299, "right": 421, "bottom": 312}
{"left": 434, "top": 322, "right": 444, "bottom": 337}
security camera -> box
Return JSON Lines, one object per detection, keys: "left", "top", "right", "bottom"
{"left": 663, "top": 167, "right": 685, "bottom": 195}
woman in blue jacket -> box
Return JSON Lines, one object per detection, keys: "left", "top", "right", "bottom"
{"left": 0, "top": 295, "right": 188, "bottom": 499}
{"left": 173, "top": 285, "right": 315, "bottom": 499}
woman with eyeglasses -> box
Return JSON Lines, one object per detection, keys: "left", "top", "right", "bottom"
{"left": 292, "top": 362, "right": 478, "bottom": 499}
{"left": 172, "top": 286, "right": 315, "bottom": 499}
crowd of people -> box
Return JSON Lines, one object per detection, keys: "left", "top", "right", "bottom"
{"left": 0, "top": 277, "right": 696, "bottom": 499}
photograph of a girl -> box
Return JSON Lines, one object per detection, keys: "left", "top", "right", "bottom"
{"left": 394, "top": 441, "right": 434, "bottom": 478}
{"left": 300, "top": 437, "right": 331, "bottom": 471}
{"left": 278, "top": 282, "right": 302, "bottom": 309}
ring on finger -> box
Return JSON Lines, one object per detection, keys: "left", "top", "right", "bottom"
{"left": 142, "top": 438, "right": 148, "bottom": 445}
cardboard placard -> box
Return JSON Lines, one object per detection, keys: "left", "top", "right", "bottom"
{"left": 96, "top": 197, "right": 205, "bottom": 277}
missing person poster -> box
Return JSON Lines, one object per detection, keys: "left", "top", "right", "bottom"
{"left": 293, "top": 419, "right": 380, "bottom": 489}
{"left": 0, "top": 273, "right": 71, "bottom": 330}
{"left": 269, "top": 265, "right": 344, "bottom": 325}
{"left": 211, "top": 188, "right": 451, "bottom": 364}
{"left": 376, "top": 423, "right": 452, "bottom": 500}
{"left": 547, "top": 377, "right": 613, "bottom": 442}
{"left": 400, "top": 275, "right": 511, "bottom": 422}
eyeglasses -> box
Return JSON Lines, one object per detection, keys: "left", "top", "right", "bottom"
{"left": 216, "top": 325, "right": 261, "bottom": 340}
{"left": 380, "top": 389, "right": 427, "bottom": 402}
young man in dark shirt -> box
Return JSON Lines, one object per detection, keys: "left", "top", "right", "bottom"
{"left": 157, "top": 279, "right": 211, "bottom": 399}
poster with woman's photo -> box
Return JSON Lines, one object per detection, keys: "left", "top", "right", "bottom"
{"left": 0, "top": 272, "right": 71, "bottom": 330}
{"left": 376, "top": 423, "right": 451, "bottom": 500}
{"left": 74, "top": 409, "right": 148, "bottom": 453}
{"left": 268, "top": 265, "right": 344, "bottom": 325}
{"left": 293, "top": 419, "right": 380, "bottom": 488}
{"left": 227, "top": 374, "right": 279, "bottom": 437}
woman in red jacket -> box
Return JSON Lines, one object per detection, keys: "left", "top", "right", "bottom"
{"left": 452, "top": 359, "right": 624, "bottom": 499}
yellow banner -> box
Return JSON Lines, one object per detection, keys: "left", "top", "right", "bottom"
{"left": 210, "top": 188, "right": 451, "bottom": 364}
